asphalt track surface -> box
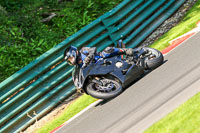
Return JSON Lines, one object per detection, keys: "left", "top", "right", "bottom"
{"left": 56, "top": 32, "right": 200, "bottom": 133}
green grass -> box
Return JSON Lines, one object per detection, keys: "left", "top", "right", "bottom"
{"left": 35, "top": 94, "right": 97, "bottom": 133}
{"left": 144, "top": 93, "right": 200, "bottom": 133}
{"left": 150, "top": 0, "right": 200, "bottom": 50}
{"left": 36, "top": 1, "right": 200, "bottom": 133}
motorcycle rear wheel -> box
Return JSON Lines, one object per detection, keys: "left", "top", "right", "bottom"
{"left": 86, "top": 78, "right": 123, "bottom": 100}
{"left": 143, "top": 48, "right": 164, "bottom": 70}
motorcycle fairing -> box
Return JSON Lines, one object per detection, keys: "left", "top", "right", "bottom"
{"left": 72, "top": 56, "right": 144, "bottom": 90}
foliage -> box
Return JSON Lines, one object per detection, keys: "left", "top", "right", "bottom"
{"left": 0, "top": 0, "right": 122, "bottom": 82}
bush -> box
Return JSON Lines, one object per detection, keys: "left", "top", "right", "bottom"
{"left": 0, "top": 0, "right": 122, "bottom": 82}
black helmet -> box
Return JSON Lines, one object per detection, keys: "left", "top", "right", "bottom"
{"left": 64, "top": 46, "right": 78, "bottom": 66}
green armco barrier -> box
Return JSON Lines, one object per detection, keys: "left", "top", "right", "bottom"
{"left": 102, "top": 0, "right": 144, "bottom": 27}
{"left": 110, "top": 0, "right": 166, "bottom": 42}
{"left": 124, "top": 0, "right": 175, "bottom": 46}
{"left": 1, "top": 62, "right": 72, "bottom": 125}
{"left": 0, "top": 0, "right": 186, "bottom": 132}
{"left": 126, "top": 0, "right": 186, "bottom": 48}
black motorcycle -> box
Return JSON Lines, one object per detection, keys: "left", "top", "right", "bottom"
{"left": 72, "top": 47, "right": 163, "bottom": 100}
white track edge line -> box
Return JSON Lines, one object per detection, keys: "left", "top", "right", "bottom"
{"left": 55, "top": 99, "right": 102, "bottom": 132}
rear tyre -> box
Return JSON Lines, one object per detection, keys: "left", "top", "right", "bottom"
{"left": 86, "top": 78, "right": 123, "bottom": 100}
{"left": 143, "top": 48, "right": 164, "bottom": 70}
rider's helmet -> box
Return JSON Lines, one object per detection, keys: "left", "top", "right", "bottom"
{"left": 64, "top": 46, "right": 78, "bottom": 66}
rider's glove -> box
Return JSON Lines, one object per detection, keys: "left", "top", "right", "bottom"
{"left": 82, "top": 63, "right": 87, "bottom": 68}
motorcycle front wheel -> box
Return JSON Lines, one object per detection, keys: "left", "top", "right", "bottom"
{"left": 86, "top": 78, "right": 123, "bottom": 100}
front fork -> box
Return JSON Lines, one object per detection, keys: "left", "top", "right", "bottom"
{"left": 92, "top": 77, "right": 103, "bottom": 86}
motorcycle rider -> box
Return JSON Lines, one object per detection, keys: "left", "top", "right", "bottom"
{"left": 64, "top": 40, "right": 137, "bottom": 68}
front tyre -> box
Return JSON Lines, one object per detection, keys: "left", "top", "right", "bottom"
{"left": 86, "top": 78, "right": 123, "bottom": 100}
{"left": 143, "top": 48, "right": 164, "bottom": 70}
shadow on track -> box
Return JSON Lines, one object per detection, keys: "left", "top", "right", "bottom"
{"left": 95, "top": 60, "right": 168, "bottom": 107}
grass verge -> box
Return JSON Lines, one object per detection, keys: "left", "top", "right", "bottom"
{"left": 35, "top": 94, "right": 97, "bottom": 133}
{"left": 150, "top": 0, "right": 200, "bottom": 50}
{"left": 36, "top": 1, "right": 200, "bottom": 133}
{"left": 144, "top": 93, "right": 200, "bottom": 133}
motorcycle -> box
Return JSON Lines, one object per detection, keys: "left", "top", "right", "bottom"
{"left": 72, "top": 47, "right": 164, "bottom": 100}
